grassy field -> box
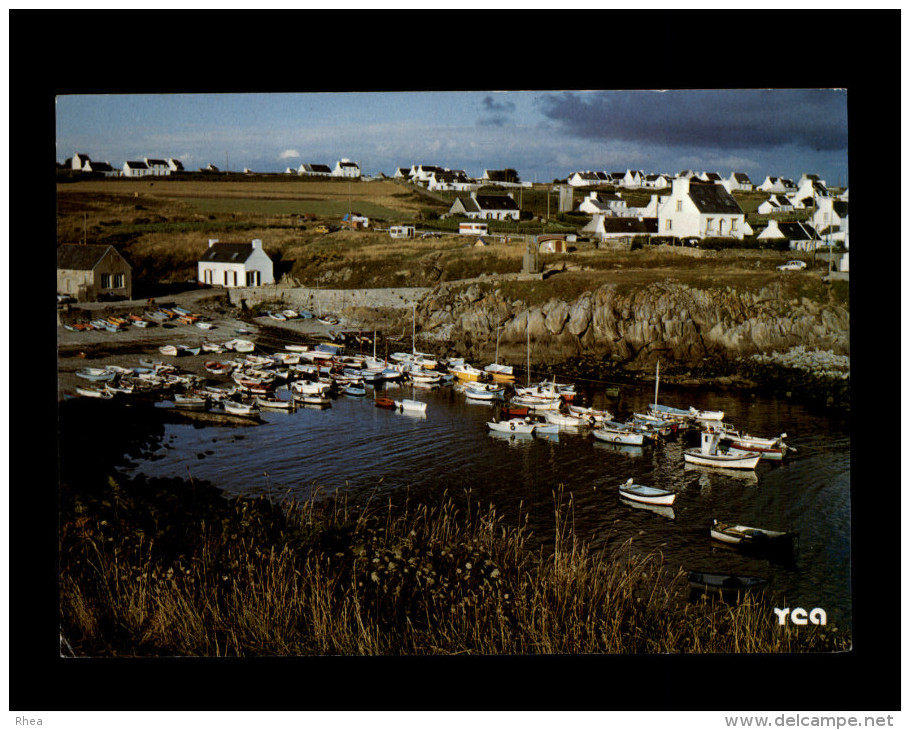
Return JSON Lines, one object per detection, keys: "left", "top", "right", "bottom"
{"left": 56, "top": 178, "right": 841, "bottom": 300}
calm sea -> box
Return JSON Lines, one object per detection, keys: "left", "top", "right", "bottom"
{"left": 119, "top": 377, "right": 852, "bottom": 629}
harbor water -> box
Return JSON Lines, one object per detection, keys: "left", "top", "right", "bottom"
{"left": 118, "top": 378, "right": 852, "bottom": 631}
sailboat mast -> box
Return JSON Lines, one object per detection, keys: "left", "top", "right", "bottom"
{"left": 526, "top": 310, "right": 530, "bottom": 387}
{"left": 412, "top": 303, "right": 416, "bottom": 355}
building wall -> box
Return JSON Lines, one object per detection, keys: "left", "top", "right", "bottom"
{"left": 58, "top": 248, "right": 132, "bottom": 301}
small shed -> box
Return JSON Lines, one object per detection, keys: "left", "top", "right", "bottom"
{"left": 536, "top": 234, "right": 569, "bottom": 253}
{"left": 57, "top": 243, "right": 132, "bottom": 301}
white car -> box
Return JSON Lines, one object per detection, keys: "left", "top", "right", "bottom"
{"left": 777, "top": 260, "right": 807, "bottom": 271}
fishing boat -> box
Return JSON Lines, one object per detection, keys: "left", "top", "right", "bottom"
{"left": 592, "top": 426, "right": 646, "bottom": 446}
{"left": 617, "top": 478, "right": 677, "bottom": 506}
{"left": 449, "top": 362, "right": 485, "bottom": 382}
{"left": 710, "top": 519, "right": 798, "bottom": 550}
{"left": 75, "top": 367, "right": 115, "bottom": 382}
{"left": 716, "top": 427, "right": 789, "bottom": 460}
{"left": 683, "top": 431, "right": 761, "bottom": 470}
{"left": 687, "top": 571, "right": 768, "bottom": 595}
{"left": 487, "top": 418, "right": 536, "bottom": 434}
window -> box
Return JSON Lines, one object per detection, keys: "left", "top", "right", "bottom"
{"left": 731, "top": 218, "right": 739, "bottom": 232}
{"left": 717, "top": 219, "right": 725, "bottom": 235}
{"left": 705, "top": 218, "right": 714, "bottom": 234}
{"left": 665, "top": 219, "right": 672, "bottom": 231}
{"left": 113, "top": 274, "right": 124, "bottom": 288}
{"left": 100, "top": 274, "right": 112, "bottom": 288}
{"left": 675, "top": 200, "right": 682, "bottom": 212}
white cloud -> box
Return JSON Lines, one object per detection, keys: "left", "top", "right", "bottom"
{"left": 279, "top": 149, "right": 301, "bottom": 159}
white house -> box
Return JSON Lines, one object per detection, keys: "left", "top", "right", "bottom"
{"left": 723, "top": 172, "right": 753, "bottom": 193}
{"left": 333, "top": 159, "right": 361, "bottom": 178}
{"left": 198, "top": 239, "right": 274, "bottom": 288}
{"left": 622, "top": 170, "right": 644, "bottom": 188}
{"left": 577, "top": 191, "right": 628, "bottom": 216}
{"left": 449, "top": 192, "right": 520, "bottom": 221}
{"left": 145, "top": 158, "right": 171, "bottom": 176}
{"left": 813, "top": 198, "right": 849, "bottom": 247}
{"left": 427, "top": 170, "right": 476, "bottom": 192}
{"left": 657, "top": 178, "right": 746, "bottom": 239}
{"left": 298, "top": 163, "right": 332, "bottom": 176}
{"left": 798, "top": 173, "right": 827, "bottom": 188}
{"left": 793, "top": 178, "right": 831, "bottom": 207}
{"left": 71, "top": 153, "right": 92, "bottom": 171}
{"left": 567, "top": 171, "right": 604, "bottom": 187}
{"left": 699, "top": 172, "right": 723, "bottom": 184}
{"left": 168, "top": 158, "right": 184, "bottom": 173}
{"left": 82, "top": 160, "right": 118, "bottom": 176}
{"left": 123, "top": 160, "right": 151, "bottom": 177}
{"left": 757, "top": 194, "right": 794, "bottom": 215}
{"left": 756, "top": 220, "right": 819, "bottom": 252}
{"left": 642, "top": 174, "right": 672, "bottom": 189}
{"left": 757, "top": 176, "right": 796, "bottom": 194}
{"left": 581, "top": 215, "right": 658, "bottom": 244}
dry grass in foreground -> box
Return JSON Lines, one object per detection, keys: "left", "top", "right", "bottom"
{"left": 59, "top": 482, "right": 850, "bottom": 657}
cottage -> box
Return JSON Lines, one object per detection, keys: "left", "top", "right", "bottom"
{"left": 198, "top": 239, "right": 274, "bottom": 288}
{"left": 82, "top": 160, "right": 117, "bottom": 176}
{"left": 724, "top": 172, "right": 753, "bottom": 193}
{"left": 657, "top": 178, "right": 746, "bottom": 239}
{"left": 449, "top": 192, "right": 520, "bottom": 221}
{"left": 757, "top": 194, "right": 794, "bottom": 215}
{"left": 622, "top": 170, "right": 644, "bottom": 188}
{"left": 812, "top": 199, "right": 849, "bottom": 247}
{"left": 793, "top": 178, "right": 831, "bottom": 208}
{"left": 333, "top": 159, "right": 361, "bottom": 178}
{"left": 643, "top": 174, "right": 672, "bottom": 189}
{"left": 567, "top": 171, "right": 603, "bottom": 187}
{"left": 168, "top": 158, "right": 184, "bottom": 173}
{"left": 57, "top": 243, "right": 132, "bottom": 302}
{"left": 577, "top": 191, "right": 628, "bottom": 216}
{"left": 582, "top": 215, "right": 657, "bottom": 245}
{"left": 145, "top": 158, "right": 171, "bottom": 176}
{"left": 427, "top": 170, "right": 475, "bottom": 192}
{"left": 298, "top": 163, "right": 332, "bottom": 177}
{"left": 71, "top": 153, "right": 92, "bottom": 171}
{"left": 756, "top": 220, "right": 819, "bottom": 251}
{"left": 700, "top": 172, "right": 723, "bottom": 184}
{"left": 122, "top": 160, "right": 151, "bottom": 177}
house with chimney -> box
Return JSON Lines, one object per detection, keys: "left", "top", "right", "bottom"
{"left": 198, "top": 239, "right": 274, "bottom": 288}
{"left": 657, "top": 178, "right": 746, "bottom": 239}
{"left": 332, "top": 159, "right": 361, "bottom": 178}
{"left": 57, "top": 244, "right": 132, "bottom": 301}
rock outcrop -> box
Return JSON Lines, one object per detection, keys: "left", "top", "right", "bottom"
{"left": 415, "top": 280, "right": 849, "bottom": 372}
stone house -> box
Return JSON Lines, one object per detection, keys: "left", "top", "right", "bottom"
{"left": 198, "top": 239, "right": 274, "bottom": 288}
{"left": 57, "top": 243, "right": 132, "bottom": 301}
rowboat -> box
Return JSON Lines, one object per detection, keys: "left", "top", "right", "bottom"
{"left": 223, "top": 339, "right": 255, "bottom": 353}
{"left": 544, "top": 410, "right": 591, "bottom": 428}
{"left": 295, "top": 393, "right": 332, "bottom": 406}
{"left": 343, "top": 384, "right": 367, "bottom": 397}
{"left": 687, "top": 571, "right": 768, "bottom": 595}
{"left": 75, "top": 367, "right": 115, "bottom": 382}
{"left": 256, "top": 395, "right": 297, "bottom": 410}
{"left": 617, "top": 478, "right": 677, "bottom": 506}
{"left": 500, "top": 405, "right": 530, "bottom": 418}
{"left": 487, "top": 418, "right": 535, "bottom": 434}
{"left": 484, "top": 362, "right": 515, "bottom": 383}
{"left": 716, "top": 427, "right": 789, "bottom": 460}
{"left": 76, "top": 385, "right": 114, "bottom": 399}
{"left": 374, "top": 397, "right": 397, "bottom": 409}
{"left": 173, "top": 393, "right": 209, "bottom": 410}
{"left": 592, "top": 427, "right": 646, "bottom": 446}
{"left": 291, "top": 380, "right": 332, "bottom": 396}
{"left": 510, "top": 394, "right": 562, "bottom": 411}
{"left": 204, "top": 360, "right": 233, "bottom": 375}
{"left": 568, "top": 404, "right": 613, "bottom": 424}
{"left": 683, "top": 431, "right": 762, "bottom": 470}
{"left": 285, "top": 344, "right": 310, "bottom": 352}
{"left": 222, "top": 400, "right": 260, "bottom": 417}
{"left": 689, "top": 407, "right": 725, "bottom": 423}
{"left": 710, "top": 519, "right": 798, "bottom": 549}
{"left": 281, "top": 310, "right": 299, "bottom": 319}
{"left": 463, "top": 382, "right": 505, "bottom": 401}
{"left": 395, "top": 399, "right": 427, "bottom": 413}
{"left": 648, "top": 403, "right": 694, "bottom": 425}
{"left": 267, "top": 311, "right": 287, "bottom": 321}
{"left": 159, "top": 345, "right": 179, "bottom": 357}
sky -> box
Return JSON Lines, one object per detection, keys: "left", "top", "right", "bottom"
{"left": 55, "top": 89, "right": 849, "bottom": 187}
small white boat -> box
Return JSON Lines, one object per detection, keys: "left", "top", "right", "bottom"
{"left": 76, "top": 385, "right": 114, "bottom": 399}
{"left": 267, "top": 311, "right": 287, "bottom": 321}
{"left": 592, "top": 427, "right": 646, "bottom": 446}
{"left": 710, "top": 519, "right": 798, "bottom": 548}
{"left": 689, "top": 406, "right": 725, "bottom": 422}
{"left": 295, "top": 393, "right": 332, "bottom": 406}
{"left": 487, "top": 418, "right": 535, "bottom": 434}
{"left": 568, "top": 404, "right": 613, "bottom": 424}
{"left": 684, "top": 431, "right": 762, "bottom": 470}
{"left": 75, "top": 367, "right": 115, "bottom": 382}
{"left": 464, "top": 382, "right": 505, "bottom": 401}
{"left": 256, "top": 395, "right": 297, "bottom": 410}
{"left": 285, "top": 344, "right": 309, "bottom": 352}
{"left": 159, "top": 345, "right": 179, "bottom": 357}
{"left": 510, "top": 394, "right": 562, "bottom": 411}
{"left": 395, "top": 398, "right": 427, "bottom": 413}
{"left": 195, "top": 322, "right": 215, "bottom": 330}
{"left": 617, "top": 478, "right": 677, "bottom": 506}
{"left": 173, "top": 393, "right": 209, "bottom": 410}
{"left": 222, "top": 400, "right": 260, "bottom": 417}
{"left": 281, "top": 310, "right": 299, "bottom": 319}
{"left": 545, "top": 410, "right": 590, "bottom": 428}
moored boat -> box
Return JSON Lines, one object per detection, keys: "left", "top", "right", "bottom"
{"left": 592, "top": 427, "right": 646, "bottom": 446}
{"left": 617, "top": 478, "right": 677, "bottom": 506}
{"left": 683, "top": 431, "right": 761, "bottom": 470}
{"left": 710, "top": 519, "right": 798, "bottom": 550}
{"left": 487, "top": 418, "right": 535, "bottom": 434}
{"left": 687, "top": 571, "right": 768, "bottom": 595}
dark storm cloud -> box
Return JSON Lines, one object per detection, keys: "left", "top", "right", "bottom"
{"left": 477, "top": 94, "right": 517, "bottom": 127}
{"left": 537, "top": 90, "right": 848, "bottom": 151}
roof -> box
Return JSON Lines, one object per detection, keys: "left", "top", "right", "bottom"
{"left": 200, "top": 242, "right": 257, "bottom": 263}
{"left": 57, "top": 243, "right": 123, "bottom": 270}
{"left": 85, "top": 161, "right": 114, "bottom": 171}
{"left": 455, "top": 195, "right": 519, "bottom": 212}
{"left": 599, "top": 217, "right": 658, "bottom": 234}
{"left": 777, "top": 221, "right": 817, "bottom": 240}
{"left": 732, "top": 172, "right": 752, "bottom": 183}
{"left": 686, "top": 182, "right": 743, "bottom": 214}
{"left": 125, "top": 160, "right": 148, "bottom": 169}
{"left": 146, "top": 158, "right": 168, "bottom": 166}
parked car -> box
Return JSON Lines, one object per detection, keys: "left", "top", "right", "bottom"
{"left": 777, "top": 260, "right": 807, "bottom": 271}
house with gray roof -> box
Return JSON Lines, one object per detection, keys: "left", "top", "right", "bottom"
{"left": 57, "top": 243, "right": 132, "bottom": 301}
{"left": 756, "top": 220, "right": 819, "bottom": 251}
{"left": 723, "top": 172, "right": 753, "bottom": 192}
{"left": 123, "top": 160, "right": 151, "bottom": 177}
{"left": 198, "top": 239, "right": 274, "bottom": 288}
{"left": 657, "top": 178, "right": 746, "bottom": 239}
{"left": 448, "top": 192, "right": 520, "bottom": 221}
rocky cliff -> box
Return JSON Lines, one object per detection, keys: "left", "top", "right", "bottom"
{"left": 415, "top": 279, "right": 850, "bottom": 373}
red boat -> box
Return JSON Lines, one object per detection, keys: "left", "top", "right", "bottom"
{"left": 375, "top": 397, "right": 397, "bottom": 409}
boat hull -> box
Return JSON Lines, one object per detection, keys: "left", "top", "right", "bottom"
{"left": 684, "top": 449, "right": 761, "bottom": 470}
{"left": 593, "top": 428, "right": 645, "bottom": 446}
{"left": 618, "top": 485, "right": 677, "bottom": 506}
